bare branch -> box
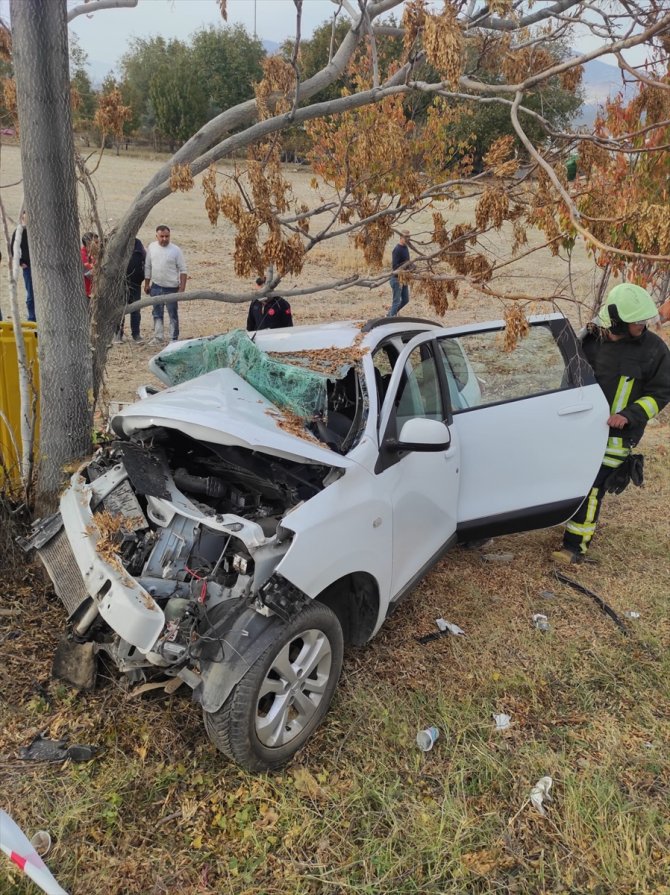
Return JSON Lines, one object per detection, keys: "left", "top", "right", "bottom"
{"left": 67, "top": 0, "right": 138, "bottom": 23}
{"left": 615, "top": 51, "right": 670, "bottom": 91}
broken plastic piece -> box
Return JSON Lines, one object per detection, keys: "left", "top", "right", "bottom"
{"left": 0, "top": 810, "right": 68, "bottom": 895}
{"left": 416, "top": 726, "right": 440, "bottom": 751}
{"left": 532, "top": 613, "right": 551, "bottom": 632}
{"left": 493, "top": 713, "right": 511, "bottom": 731}
{"left": 623, "top": 610, "right": 640, "bottom": 619}
{"left": 435, "top": 618, "right": 465, "bottom": 635}
{"left": 19, "top": 733, "right": 96, "bottom": 763}
{"left": 529, "top": 776, "right": 553, "bottom": 816}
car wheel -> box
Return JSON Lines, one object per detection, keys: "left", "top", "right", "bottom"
{"left": 203, "top": 601, "right": 344, "bottom": 771}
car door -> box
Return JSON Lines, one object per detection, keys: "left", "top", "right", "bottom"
{"left": 433, "top": 314, "right": 609, "bottom": 540}
{"left": 375, "top": 332, "right": 461, "bottom": 599}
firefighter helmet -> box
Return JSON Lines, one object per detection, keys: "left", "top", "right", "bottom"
{"left": 597, "top": 283, "right": 658, "bottom": 329}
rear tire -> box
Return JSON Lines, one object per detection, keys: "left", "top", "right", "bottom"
{"left": 203, "top": 601, "right": 343, "bottom": 771}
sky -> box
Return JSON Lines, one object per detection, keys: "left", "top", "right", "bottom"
{"left": 69, "top": 0, "right": 350, "bottom": 79}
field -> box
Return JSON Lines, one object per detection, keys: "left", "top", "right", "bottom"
{"left": 1, "top": 145, "right": 669, "bottom": 895}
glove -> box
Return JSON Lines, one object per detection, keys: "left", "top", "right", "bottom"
{"left": 604, "top": 454, "right": 644, "bottom": 494}
{"left": 629, "top": 453, "right": 644, "bottom": 487}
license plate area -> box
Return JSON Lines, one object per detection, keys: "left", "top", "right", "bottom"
{"left": 103, "top": 479, "right": 147, "bottom": 531}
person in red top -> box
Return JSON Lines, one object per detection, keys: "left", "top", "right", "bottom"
{"left": 81, "top": 232, "right": 98, "bottom": 298}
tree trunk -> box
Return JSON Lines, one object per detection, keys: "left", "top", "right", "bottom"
{"left": 11, "top": 0, "right": 94, "bottom": 512}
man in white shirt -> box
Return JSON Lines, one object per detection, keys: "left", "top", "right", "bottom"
{"left": 143, "top": 225, "right": 187, "bottom": 342}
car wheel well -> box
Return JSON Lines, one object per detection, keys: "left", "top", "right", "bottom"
{"left": 317, "top": 572, "right": 379, "bottom": 646}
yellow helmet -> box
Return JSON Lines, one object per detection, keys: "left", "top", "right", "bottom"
{"left": 597, "top": 283, "right": 658, "bottom": 328}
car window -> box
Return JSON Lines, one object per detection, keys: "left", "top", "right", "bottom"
{"left": 372, "top": 344, "right": 396, "bottom": 408}
{"left": 438, "top": 324, "right": 570, "bottom": 411}
{"left": 395, "top": 345, "right": 444, "bottom": 427}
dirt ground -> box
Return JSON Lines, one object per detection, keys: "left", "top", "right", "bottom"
{"left": 0, "top": 142, "right": 611, "bottom": 404}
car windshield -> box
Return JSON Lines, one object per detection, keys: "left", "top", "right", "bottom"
{"left": 151, "top": 329, "right": 330, "bottom": 419}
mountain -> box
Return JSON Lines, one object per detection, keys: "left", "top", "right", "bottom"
{"left": 577, "top": 58, "right": 631, "bottom": 128}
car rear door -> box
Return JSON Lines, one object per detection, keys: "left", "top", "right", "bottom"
{"left": 433, "top": 314, "right": 609, "bottom": 541}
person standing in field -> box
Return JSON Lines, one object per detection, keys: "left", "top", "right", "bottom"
{"left": 114, "top": 236, "right": 145, "bottom": 343}
{"left": 387, "top": 230, "right": 411, "bottom": 317}
{"left": 552, "top": 284, "right": 670, "bottom": 564}
{"left": 10, "top": 212, "right": 36, "bottom": 322}
{"left": 81, "top": 232, "right": 99, "bottom": 299}
{"left": 246, "top": 275, "right": 293, "bottom": 330}
{"left": 143, "top": 225, "right": 187, "bottom": 343}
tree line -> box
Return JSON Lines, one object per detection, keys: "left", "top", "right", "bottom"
{"left": 3, "top": 16, "right": 582, "bottom": 161}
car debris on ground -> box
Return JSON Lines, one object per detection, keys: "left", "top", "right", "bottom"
{"left": 529, "top": 776, "right": 553, "bottom": 816}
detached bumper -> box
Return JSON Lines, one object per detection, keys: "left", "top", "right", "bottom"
{"left": 57, "top": 471, "right": 165, "bottom": 653}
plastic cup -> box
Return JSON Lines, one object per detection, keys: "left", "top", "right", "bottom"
{"left": 416, "top": 726, "right": 440, "bottom": 751}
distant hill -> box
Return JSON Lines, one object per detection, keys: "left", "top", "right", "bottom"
{"left": 576, "top": 57, "right": 632, "bottom": 128}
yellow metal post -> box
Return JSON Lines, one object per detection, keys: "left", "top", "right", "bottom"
{"left": 0, "top": 321, "right": 40, "bottom": 492}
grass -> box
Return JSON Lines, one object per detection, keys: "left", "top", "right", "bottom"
{"left": 1, "top": 422, "right": 669, "bottom": 895}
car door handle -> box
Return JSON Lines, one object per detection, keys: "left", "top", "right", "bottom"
{"left": 557, "top": 403, "right": 593, "bottom": 416}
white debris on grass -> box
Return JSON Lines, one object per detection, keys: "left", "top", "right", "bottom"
{"left": 529, "top": 776, "right": 553, "bottom": 816}
{"left": 435, "top": 618, "right": 465, "bottom": 636}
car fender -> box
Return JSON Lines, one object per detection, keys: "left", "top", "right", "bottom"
{"left": 274, "top": 449, "right": 392, "bottom": 622}
{"left": 194, "top": 603, "right": 288, "bottom": 713}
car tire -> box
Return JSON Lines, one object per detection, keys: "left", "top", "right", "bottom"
{"left": 203, "top": 601, "right": 344, "bottom": 772}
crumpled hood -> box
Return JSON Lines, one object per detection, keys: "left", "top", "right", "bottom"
{"left": 112, "top": 367, "right": 350, "bottom": 468}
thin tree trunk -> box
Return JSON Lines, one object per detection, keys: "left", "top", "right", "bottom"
{"left": 11, "top": 0, "right": 94, "bottom": 512}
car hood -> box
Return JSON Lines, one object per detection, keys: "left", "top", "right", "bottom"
{"left": 112, "top": 367, "right": 350, "bottom": 468}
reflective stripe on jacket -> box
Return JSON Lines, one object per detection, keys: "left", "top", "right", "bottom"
{"left": 581, "top": 327, "right": 670, "bottom": 447}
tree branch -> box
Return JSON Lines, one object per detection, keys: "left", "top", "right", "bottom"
{"left": 67, "top": 0, "right": 138, "bottom": 23}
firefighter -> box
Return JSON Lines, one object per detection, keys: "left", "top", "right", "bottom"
{"left": 552, "top": 283, "right": 670, "bottom": 564}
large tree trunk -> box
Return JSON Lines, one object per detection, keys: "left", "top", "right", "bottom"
{"left": 11, "top": 0, "right": 94, "bottom": 511}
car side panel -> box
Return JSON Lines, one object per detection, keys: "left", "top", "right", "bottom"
{"left": 275, "top": 438, "right": 392, "bottom": 631}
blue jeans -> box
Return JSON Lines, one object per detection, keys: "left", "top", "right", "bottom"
{"left": 23, "top": 267, "right": 36, "bottom": 322}
{"left": 387, "top": 275, "right": 409, "bottom": 316}
{"left": 151, "top": 284, "right": 179, "bottom": 340}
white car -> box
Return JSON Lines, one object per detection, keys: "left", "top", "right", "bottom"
{"left": 24, "top": 314, "right": 608, "bottom": 770}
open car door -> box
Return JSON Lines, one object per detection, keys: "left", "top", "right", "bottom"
{"left": 434, "top": 314, "right": 609, "bottom": 541}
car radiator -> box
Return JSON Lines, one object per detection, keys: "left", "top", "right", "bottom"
{"left": 37, "top": 528, "right": 90, "bottom": 618}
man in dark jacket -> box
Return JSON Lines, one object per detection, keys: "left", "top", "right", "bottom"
{"left": 115, "top": 237, "right": 146, "bottom": 343}
{"left": 387, "top": 230, "right": 411, "bottom": 317}
{"left": 553, "top": 283, "right": 670, "bottom": 564}
{"left": 10, "top": 212, "right": 35, "bottom": 322}
{"left": 246, "top": 277, "right": 293, "bottom": 330}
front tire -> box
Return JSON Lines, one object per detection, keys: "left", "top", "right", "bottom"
{"left": 203, "top": 601, "right": 344, "bottom": 771}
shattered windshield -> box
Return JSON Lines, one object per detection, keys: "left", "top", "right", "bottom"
{"left": 151, "top": 329, "right": 329, "bottom": 419}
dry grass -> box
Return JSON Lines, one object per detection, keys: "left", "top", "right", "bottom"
{"left": 1, "top": 145, "right": 669, "bottom": 894}
{"left": 1, "top": 426, "right": 668, "bottom": 895}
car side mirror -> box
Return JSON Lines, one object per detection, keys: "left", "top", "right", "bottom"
{"left": 387, "top": 417, "right": 451, "bottom": 452}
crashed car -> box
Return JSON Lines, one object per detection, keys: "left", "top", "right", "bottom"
{"left": 23, "top": 315, "right": 608, "bottom": 771}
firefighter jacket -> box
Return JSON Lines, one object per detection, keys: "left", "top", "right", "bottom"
{"left": 581, "top": 326, "right": 670, "bottom": 450}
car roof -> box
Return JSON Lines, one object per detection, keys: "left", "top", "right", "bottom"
{"left": 251, "top": 318, "right": 442, "bottom": 353}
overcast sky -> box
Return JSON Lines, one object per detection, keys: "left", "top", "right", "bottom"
{"left": 69, "top": 0, "right": 358, "bottom": 78}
